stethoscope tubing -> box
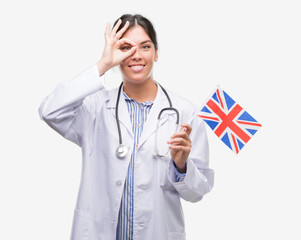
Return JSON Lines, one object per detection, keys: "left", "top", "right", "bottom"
{"left": 115, "top": 82, "right": 124, "bottom": 146}
{"left": 115, "top": 82, "right": 179, "bottom": 159}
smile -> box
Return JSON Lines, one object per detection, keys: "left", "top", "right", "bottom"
{"left": 129, "top": 64, "right": 145, "bottom": 72}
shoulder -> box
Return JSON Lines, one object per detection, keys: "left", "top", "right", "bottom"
{"left": 164, "top": 87, "right": 197, "bottom": 114}
{"left": 82, "top": 87, "right": 118, "bottom": 113}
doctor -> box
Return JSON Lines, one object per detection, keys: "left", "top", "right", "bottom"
{"left": 39, "top": 14, "right": 214, "bottom": 240}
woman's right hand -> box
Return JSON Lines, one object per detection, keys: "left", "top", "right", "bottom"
{"left": 97, "top": 19, "right": 137, "bottom": 76}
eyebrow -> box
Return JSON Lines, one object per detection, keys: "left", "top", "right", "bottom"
{"left": 140, "top": 40, "right": 152, "bottom": 45}
{"left": 122, "top": 40, "right": 152, "bottom": 46}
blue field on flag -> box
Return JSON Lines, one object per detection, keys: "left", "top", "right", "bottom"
{"left": 198, "top": 86, "right": 262, "bottom": 154}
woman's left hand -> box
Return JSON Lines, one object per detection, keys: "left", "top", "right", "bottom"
{"left": 167, "top": 124, "right": 192, "bottom": 173}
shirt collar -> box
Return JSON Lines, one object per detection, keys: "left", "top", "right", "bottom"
{"left": 122, "top": 91, "right": 154, "bottom": 107}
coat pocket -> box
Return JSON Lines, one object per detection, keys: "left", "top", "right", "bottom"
{"left": 160, "top": 172, "right": 176, "bottom": 192}
{"left": 168, "top": 232, "right": 186, "bottom": 240}
{"left": 71, "top": 209, "right": 92, "bottom": 240}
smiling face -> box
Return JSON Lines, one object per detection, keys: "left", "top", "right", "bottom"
{"left": 119, "top": 25, "right": 158, "bottom": 85}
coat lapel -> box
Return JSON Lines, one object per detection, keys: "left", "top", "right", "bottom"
{"left": 104, "top": 84, "right": 177, "bottom": 147}
{"left": 139, "top": 85, "right": 177, "bottom": 147}
{"left": 105, "top": 87, "right": 133, "bottom": 138}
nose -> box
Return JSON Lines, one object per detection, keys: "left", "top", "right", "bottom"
{"left": 131, "top": 47, "right": 142, "bottom": 60}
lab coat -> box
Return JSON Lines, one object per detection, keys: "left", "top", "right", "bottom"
{"left": 39, "top": 65, "right": 214, "bottom": 240}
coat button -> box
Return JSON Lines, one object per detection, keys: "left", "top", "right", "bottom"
{"left": 116, "top": 180, "right": 122, "bottom": 186}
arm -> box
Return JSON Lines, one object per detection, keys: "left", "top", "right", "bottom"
{"left": 38, "top": 65, "right": 105, "bottom": 146}
{"left": 167, "top": 117, "right": 214, "bottom": 203}
{"left": 39, "top": 19, "right": 138, "bottom": 145}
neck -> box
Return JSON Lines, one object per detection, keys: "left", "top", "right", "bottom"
{"left": 123, "top": 80, "right": 158, "bottom": 103}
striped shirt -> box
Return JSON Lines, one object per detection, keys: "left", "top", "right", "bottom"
{"left": 116, "top": 91, "right": 185, "bottom": 240}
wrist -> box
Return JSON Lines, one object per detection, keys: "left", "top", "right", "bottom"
{"left": 97, "top": 59, "right": 111, "bottom": 76}
{"left": 173, "top": 161, "right": 187, "bottom": 173}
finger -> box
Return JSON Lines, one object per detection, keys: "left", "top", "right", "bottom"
{"left": 122, "top": 46, "right": 137, "bottom": 59}
{"left": 167, "top": 137, "right": 191, "bottom": 146}
{"left": 170, "top": 123, "right": 192, "bottom": 139}
{"left": 111, "top": 19, "right": 122, "bottom": 37}
{"left": 180, "top": 124, "right": 192, "bottom": 135}
{"left": 180, "top": 127, "right": 187, "bottom": 132}
{"left": 170, "top": 131, "right": 191, "bottom": 141}
{"left": 118, "top": 38, "right": 137, "bottom": 48}
{"left": 104, "top": 22, "right": 111, "bottom": 42}
{"left": 169, "top": 145, "right": 191, "bottom": 152}
{"left": 115, "top": 21, "right": 130, "bottom": 39}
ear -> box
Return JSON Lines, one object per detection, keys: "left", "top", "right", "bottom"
{"left": 154, "top": 49, "right": 158, "bottom": 62}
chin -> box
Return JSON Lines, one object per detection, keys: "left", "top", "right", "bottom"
{"left": 123, "top": 73, "right": 153, "bottom": 85}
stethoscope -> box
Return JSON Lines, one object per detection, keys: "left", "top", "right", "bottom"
{"left": 115, "top": 82, "right": 179, "bottom": 159}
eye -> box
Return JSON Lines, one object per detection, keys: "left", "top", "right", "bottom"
{"left": 141, "top": 45, "right": 151, "bottom": 50}
{"left": 120, "top": 45, "right": 132, "bottom": 51}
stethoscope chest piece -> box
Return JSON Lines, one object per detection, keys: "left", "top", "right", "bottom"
{"left": 115, "top": 144, "right": 129, "bottom": 159}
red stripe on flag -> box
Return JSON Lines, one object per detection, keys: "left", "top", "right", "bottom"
{"left": 198, "top": 115, "right": 220, "bottom": 121}
{"left": 216, "top": 89, "right": 224, "bottom": 109}
{"left": 231, "top": 133, "right": 239, "bottom": 154}
{"left": 236, "top": 120, "right": 262, "bottom": 127}
{"left": 207, "top": 100, "right": 251, "bottom": 143}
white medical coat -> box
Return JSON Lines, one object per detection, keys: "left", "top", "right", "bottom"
{"left": 39, "top": 65, "right": 214, "bottom": 240}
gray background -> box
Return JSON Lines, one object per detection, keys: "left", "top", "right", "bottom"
{"left": 1, "top": 0, "right": 300, "bottom": 239}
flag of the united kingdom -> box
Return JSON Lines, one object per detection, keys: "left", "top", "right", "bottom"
{"left": 198, "top": 86, "right": 262, "bottom": 154}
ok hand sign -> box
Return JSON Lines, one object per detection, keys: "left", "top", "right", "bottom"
{"left": 97, "top": 19, "right": 137, "bottom": 75}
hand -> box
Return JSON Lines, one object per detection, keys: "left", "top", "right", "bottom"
{"left": 167, "top": 124, "right": 192, "bottom": 173}
{"left": 97, "top": 19, "right": 137, "bottom": 75}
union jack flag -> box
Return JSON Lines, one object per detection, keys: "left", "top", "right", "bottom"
{"left": 198, "top": 86, "right": 262, "bottom": 154}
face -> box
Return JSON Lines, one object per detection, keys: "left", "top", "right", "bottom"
{"left": 119, "top": 25, "right": 158, "bottom": 84}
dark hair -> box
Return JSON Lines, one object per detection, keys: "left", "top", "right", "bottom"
{"left": 113, "top": 14, "right": 158, "bottom": 50}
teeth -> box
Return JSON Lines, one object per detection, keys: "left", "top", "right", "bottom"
{"left": 131, "top": 65, "right": 144, "bottom": 71}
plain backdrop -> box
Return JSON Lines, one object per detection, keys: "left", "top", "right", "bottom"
{"left": 1, "top": 0, "right": 300, "bottom": 239}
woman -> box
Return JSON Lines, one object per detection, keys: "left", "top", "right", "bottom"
{"left": 39, "top": 14, "right": 214, "bottom": 240}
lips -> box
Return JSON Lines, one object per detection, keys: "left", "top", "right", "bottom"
{"left": 129, "top": 64, "right": 145, "bottom": 72}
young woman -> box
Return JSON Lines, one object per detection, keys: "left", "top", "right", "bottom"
{"left": 39, "top": 14, "right": 214, "bottom": 240}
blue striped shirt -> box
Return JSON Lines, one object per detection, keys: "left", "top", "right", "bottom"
{"left": 116, "top": 91, "right": 185, "bottom": 240}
